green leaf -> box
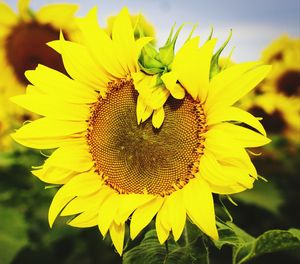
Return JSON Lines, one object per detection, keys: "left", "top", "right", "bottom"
{"left": 215, "top": 222, "right": 300, "bottom": 264}
{"left": 123, "top": 228, "right": 208, "bottom": 264}
{"left": 232, "top": 181, "right": 284, "bottom": 214}
{"left": 0, "top": 205, "right": 28, "bottom": 264}
{"left": 234, "top": 229, "right": 300, "bottom": 264}
{"left": 214, "top": 221, "right": 254, "bottom": 250}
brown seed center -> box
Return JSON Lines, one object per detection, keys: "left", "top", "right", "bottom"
{"left": 276, "top": 70, "right": 300, "bottom": 96}
{"left": 5, "top": 21, "right": 68, "bottom": 85}
{"left": 87, "top": 79, "right": 206, "bottom": 196}
{"left": 249, "top": 106, "right": 286, "bottom": 134}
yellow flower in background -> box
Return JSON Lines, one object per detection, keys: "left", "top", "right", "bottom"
{"left": 11, "top": 7, "right": 271, "bottom": 256}
{"left": 260, "top": 35, "right": 300, "bottom": 97}
{"left": 0, "top": 0, "right": 79, "bottom": 149}
{"left": 0, "top": 0, "right": 79, "bottom": 97}
{"left": 240, "top": 92, "right": 300, "bottom": 143}
{"left": 106, "top": 12, "right": 155, "bottom": 41}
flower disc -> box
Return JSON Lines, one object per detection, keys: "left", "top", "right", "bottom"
{"left": 276, "top": 70, "right": 300, "bottom": 96}
{"left": 5, "top": 22, "right": 67, "bottom": 84}
{"left": 88, "top": 80, "right": 206, "bottom": 196}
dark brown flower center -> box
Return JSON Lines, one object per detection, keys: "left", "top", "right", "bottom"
{"left": 87, "top": 79, "right": 206, "bottom": 196}
{"left": 5, "top": 21, "right": 68, "bottom": 85}
{"left": 249, "top": 106, "right": 286, "bottom": 134}
{"left": 276, "top": 70, "right": 300, "bottom": 96}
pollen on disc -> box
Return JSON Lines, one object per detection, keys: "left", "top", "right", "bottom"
{"left": 88, "top": 80, "right": 206, "bottom": 195}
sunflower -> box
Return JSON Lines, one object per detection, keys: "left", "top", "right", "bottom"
{"left": 260, "top": 35, "right": 300, "bottom": 97}
{"left": 0, "top": 0, "right": 79, "bottom": 149}
{"left": 0, "top": 0, "right": 79, "bottom": 97}
{"left": 11, "top": 7, "right": 271, "bottom": 256}
{"left": 240, "top": 92, "right": 300, "bottom": 143}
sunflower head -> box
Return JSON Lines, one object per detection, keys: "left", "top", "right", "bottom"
{"left": 11, "top": 7, "right": 271, "bottom": 256}
{"left": 240, "top": 92, "right": 300, "bottom": 143}
{"left": 260, "top": 35, "right": 300, "bottom": 97}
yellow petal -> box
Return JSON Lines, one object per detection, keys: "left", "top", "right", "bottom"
{"left": 62, "top": 186, "right": 112, "bottom": 216}
{"left": 173, "top": 37, "right": 216, "bottom": 101}
{"left": 204, "top": 136, "right": 257, "bottom": 177}
{"left": 11, "top": 118, "right": 87, "bottom": 149}
{"left": 48, "top": 38, "right": 110, "bottom": 90}
{"left": 69, "top": 187, "right": 114, "bottom": 228}
{"left": 136, "top": 95, "right": 153, "bottom": 124}
{"left": 198, "top": 151, "right": 254, "bottom": 191}
{"left": 32, "top": 167, "right": 74, "bottom": 184}
{"left": 68, "top": 210, "right": 98, "bottom": 228}
{"left": 18, "top": 0, "right": 31, "bottom": 21}
{"left": 206, "top": 62, "right": 261, "bottom": 109}
{"left": 115, "top": 194, "right": 155, "bottom": 224}
{"left": 152, "top": 107, "right": 165, "bottom": 129}
{"left": 208, "top": 183, "right": 246, "bottom": 195}
{"left": 45, "top": 143, "right": 93, "bottom": 172}
{"left": 206, "top": 64, "right": 271, "bottom": 110}
{"left": 130, "top": 196, "right": 164, "bottom": 239}
{"left": 76, "top": 7, "right": 126, "bottom": 78}
{"left": 112, "top": 7, "right": 135, "bottom": 73}
{"left": 0, "top": 2, "right": 17, "bottom": 25}
{"left": 168, "top": 190, "right": 186, "bottom": 241}
{"left": 98, "top": 194, "right": 119, "bottom": 237}
{"left": 25, "top": 65, "right": 98, "bottom": 104}
{"left": 183, "top": 178, "right": 218, "bottom": 240}
{"left": 155, "top": 209, "right": 170, "bottom": 244}
{"left": 161, "top": 72, "right": 185, "bottom": 99}
{"left": 207, "top": 106, "right": 266, "bottom": 136}
{"left": 36, "top": 3, "right": 78, "bottom": 28}
{"left": 61, "top": 192, "right": 101, "bottom": 216}
{"left": 110, "top": 221, "right": 125, "bottom": 256}
{"left": 11, "top": 94, "right": 90, "bottom": 121}
{"left": 210, "top": 123, "right": 271, "bottom": 148}
{"left": 48, "top": 171, "right": 102, "bottom": 227}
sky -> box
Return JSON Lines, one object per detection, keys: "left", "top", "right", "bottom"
{"left": 7, "top": 0, "right": 300, "bottom": 61}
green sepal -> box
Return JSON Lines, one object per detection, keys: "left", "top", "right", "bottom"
{"left": 155, "top": 74, "right": 165, "bottom": 86}
{"left": 27, "top": 8, "right": 36, "bottom": 21}
{"left": 210, "top": 29, "right": 232, "bottom": 79}
{"left": 139, "top": 42, "right": 164, "bottom": 72}
{"left": 185, "top": 23, "right": 198, "bottom": 43}
{"left": 138, "top": 62, "right": 164, "bottom": 75}
{"left": 158, "top": 24, "right": 184, "bottom": 66}
{"left": 206, "top": 26, "right": 214, "bottom": 41}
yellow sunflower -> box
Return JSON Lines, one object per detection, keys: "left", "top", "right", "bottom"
{"left": 0, "top": 0, "right": 79, "bottom": 149}
{"left": 260, "top": 35, "right": 300, "bottom": 97}
{"left": 0, "top": 0, "right": 79, "bottom": 98}
{"left": 11, "top": 7, "right": 271, "bottom": 256}
{"left": 240, "top": 92, "right": 300, "bottom": 143}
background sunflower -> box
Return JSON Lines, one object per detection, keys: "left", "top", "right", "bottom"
{"left": 0, "top": 0, "right": 79, "bottom": 150}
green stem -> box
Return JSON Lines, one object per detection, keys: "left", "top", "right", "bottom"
{"left": 202, "top": 236, "right": 210, "bottom": 264}
{"left": 165, "top": 240, "right": 169, "bottom": 255}
{"left": 184, "top": 225, "right": 189, "bottom": 246}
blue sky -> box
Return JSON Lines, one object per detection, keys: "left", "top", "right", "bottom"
{"left": 7, "top": 0, "right": 300, "bottom": 61}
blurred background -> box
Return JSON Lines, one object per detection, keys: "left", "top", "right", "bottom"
{"left": 0, "top": 0, "right": 299, "bottom": 263}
